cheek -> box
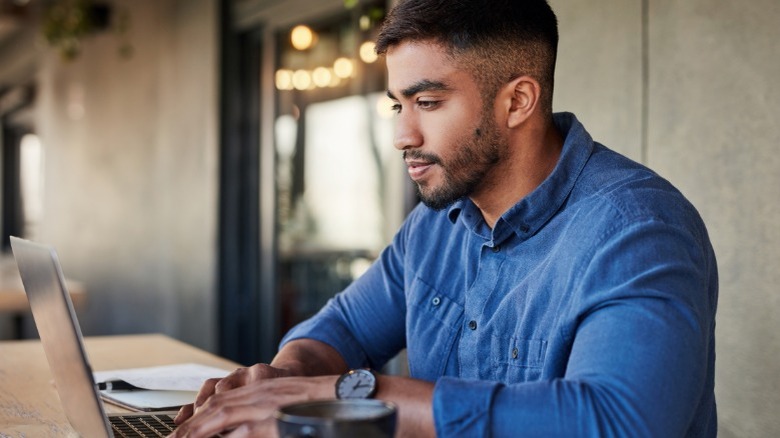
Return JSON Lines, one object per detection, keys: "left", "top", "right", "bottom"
{"left": 422, "top": 112, "right": 477, "bottom": 156}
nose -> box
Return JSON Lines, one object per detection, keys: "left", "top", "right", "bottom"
{"left": 393, "top": 112, "right": 423, "bottom": 151}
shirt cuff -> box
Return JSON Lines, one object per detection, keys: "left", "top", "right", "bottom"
{"left": 433, "top": 376, "right": 503, "bottom": 436}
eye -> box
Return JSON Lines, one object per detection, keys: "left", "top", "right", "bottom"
{"left": 391, "top": 103, "right": 402, "bottom": 113}
{"left": 416, "top": 100, "right": 440, "bottom": 110}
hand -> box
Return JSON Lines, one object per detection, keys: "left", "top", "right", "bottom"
{"left": 168, "top": 375, "right": 338, "bottom": 438}
{"left": 174, "top": 363, "right": 294, "bottom": 425}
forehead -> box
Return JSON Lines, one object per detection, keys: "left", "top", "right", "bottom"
{"left": 385, "top": 41, "right": 476, "bottom": 97}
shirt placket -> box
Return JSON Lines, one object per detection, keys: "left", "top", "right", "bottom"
{"left": 459, "top": 240, "right": 504, "bottom": 380}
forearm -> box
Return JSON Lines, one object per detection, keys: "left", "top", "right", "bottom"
{"left": 270, "top": 338, "right": 349, "bottom": 377}
{"left": 275, "top": 340, "right": 435, "bottom": 436}
{"left": 377, "top": 375, "right": 436, "bottom": 437}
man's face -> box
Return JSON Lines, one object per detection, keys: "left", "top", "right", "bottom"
{"left": 386, "top": 41, "right": 506, "bottom": 210}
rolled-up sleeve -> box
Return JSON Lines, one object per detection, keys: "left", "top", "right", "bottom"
{"left": 433, "top": 377, "right": 503, "bottom": 435}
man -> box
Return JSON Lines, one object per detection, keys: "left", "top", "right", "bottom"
{"left": 172, "top": 0, "right": 718, "bottom": 436}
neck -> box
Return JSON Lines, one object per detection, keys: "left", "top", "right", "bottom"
{"left": 471, "top": 117, "right": 563, "bottom": 228}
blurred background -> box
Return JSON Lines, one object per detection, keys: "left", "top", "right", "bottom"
{"left": 0, "top": 0, "right": 777, "bottom": 436}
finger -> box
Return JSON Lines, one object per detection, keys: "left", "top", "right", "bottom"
{"left": 191, "top": 375, "right": 268, "bottom": 420}
{"left": 247, "top": 363, "right": 292, "bottom": 380}
{"left": 174, "top": 403, "right": 194, "bottom": 425}
{"left": 193, "top": 377, "right": 221, "bottom": 409}
{"left": 211, "top": 364, "right": 289, "bottom": 398}
{"left": 213, "top": 366, "right": 254, "bottom": 394}
{"left": 173, "top": 398, "right": 274, "bottom": 438}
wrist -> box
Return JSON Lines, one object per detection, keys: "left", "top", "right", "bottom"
{"left": 272, "top": 339, "right": 349, "bottom": 376}
{"left": 268, "top": 359, "right": 308, "bottom": 377}
{"left": 335, "top": 368, "right": 379, "bottom": 399}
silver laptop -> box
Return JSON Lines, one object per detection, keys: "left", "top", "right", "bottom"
{"left": 10, "top": 236, "right": 179, "bottom": 437}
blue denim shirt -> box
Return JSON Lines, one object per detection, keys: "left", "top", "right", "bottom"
{"left": 281, "top": 113, "right": 718, "bottom": 437}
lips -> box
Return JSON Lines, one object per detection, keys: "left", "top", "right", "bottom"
{"left": 405, "top": 158, "right": 434, "bottom": 180}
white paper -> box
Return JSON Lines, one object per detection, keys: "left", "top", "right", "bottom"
{"left": 93, "top": 363, "right": 231, "bottom": 391}
{"left": 101, "top": 389, "right": 199, "bottom": 411}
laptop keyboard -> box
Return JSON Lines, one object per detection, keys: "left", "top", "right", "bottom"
{"left": 110, "top": 414, "right": 176, "bottom": 437}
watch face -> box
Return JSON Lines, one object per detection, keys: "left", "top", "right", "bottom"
{"left": 336, "top": 369, "right": 377, "bottom": 399}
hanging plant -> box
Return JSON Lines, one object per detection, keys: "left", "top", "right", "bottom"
{"left": 41, "top": 0, "right": 132, "bottom": 61}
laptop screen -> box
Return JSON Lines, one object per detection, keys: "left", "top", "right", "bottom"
{"left": 11, "top": 237, "right": 111, "bottom": 438}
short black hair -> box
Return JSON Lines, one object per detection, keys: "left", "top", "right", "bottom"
{"left": 376, "top": 0, "right": 559, "bottom": 113}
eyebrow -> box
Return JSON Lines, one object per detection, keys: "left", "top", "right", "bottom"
{"left": 387, "top": 79, "right": 451, "bottom": 100}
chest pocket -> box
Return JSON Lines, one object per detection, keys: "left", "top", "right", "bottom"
{"left": 491, "top": 335, "right": 548, "bottom": 383}
{"left": 406, "top": 276, "right": 463, "bottom": 381}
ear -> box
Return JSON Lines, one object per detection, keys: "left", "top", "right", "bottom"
{"left": 499, "top": 76, "right": 541, "bottom": 129}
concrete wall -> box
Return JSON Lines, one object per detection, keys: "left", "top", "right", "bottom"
{"left": 552, "top": 0, "right": 780, "bottom": 436}
{"left": 649, "top": 1, "right": 780, "bottom": 436}
{"left": 34, "top": 0, "right": 219, "bottom": 351}
{"left": 553, "top": 0, "right": 644, "bottom": 161}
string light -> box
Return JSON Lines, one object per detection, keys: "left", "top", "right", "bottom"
{"left": 279, "top": 10, "right": 386, "bottom": 92}
{"left": 333, "top": 57, "right": 355, "bottom": 78}
{"left": 275, "top": 69, "right": 294, "bottom": 90}
{"left": 312, "top": 67, "right": 333, "bottom": 88}
{"left": 292, "top": 70, "right": 312, "bottom": 90}
{"left": 359, "top": 41, "right": 377, "bottom": 64}
{"left": 290, "top": 25, "right": 316, "bottom": 50}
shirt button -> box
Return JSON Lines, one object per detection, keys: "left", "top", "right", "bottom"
{"left": 468, "top": 320, "right": 477, "bottom": 330}
{"left": 491, "top": 245, "right": 500, "bottom": 253}
{"left": 512, "top": 348, "right": 519, "bottom": 359}
{"left": 431, "top": 296, "right": 441, "bottom": 306}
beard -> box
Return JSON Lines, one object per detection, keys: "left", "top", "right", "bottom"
{"left": 406, "top": 114, "right": 505, "bottom": 210}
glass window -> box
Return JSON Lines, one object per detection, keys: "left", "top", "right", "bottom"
{"left": 273, "top": 3, "right": 406, "bottom": 332}
{"left": 19, "top": 133, "right": 44, "bottom": 238}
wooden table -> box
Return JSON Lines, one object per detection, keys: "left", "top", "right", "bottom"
{"left": 0, "top": 334, "right": 241, "bottom": 436}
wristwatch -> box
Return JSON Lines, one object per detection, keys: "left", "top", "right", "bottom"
{"left": 335, "top": 368, "right": 378, "bottom": 399}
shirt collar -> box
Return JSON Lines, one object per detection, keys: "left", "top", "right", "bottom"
{"left": 447, "top": 112, "right": 594, "bottom": 241}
